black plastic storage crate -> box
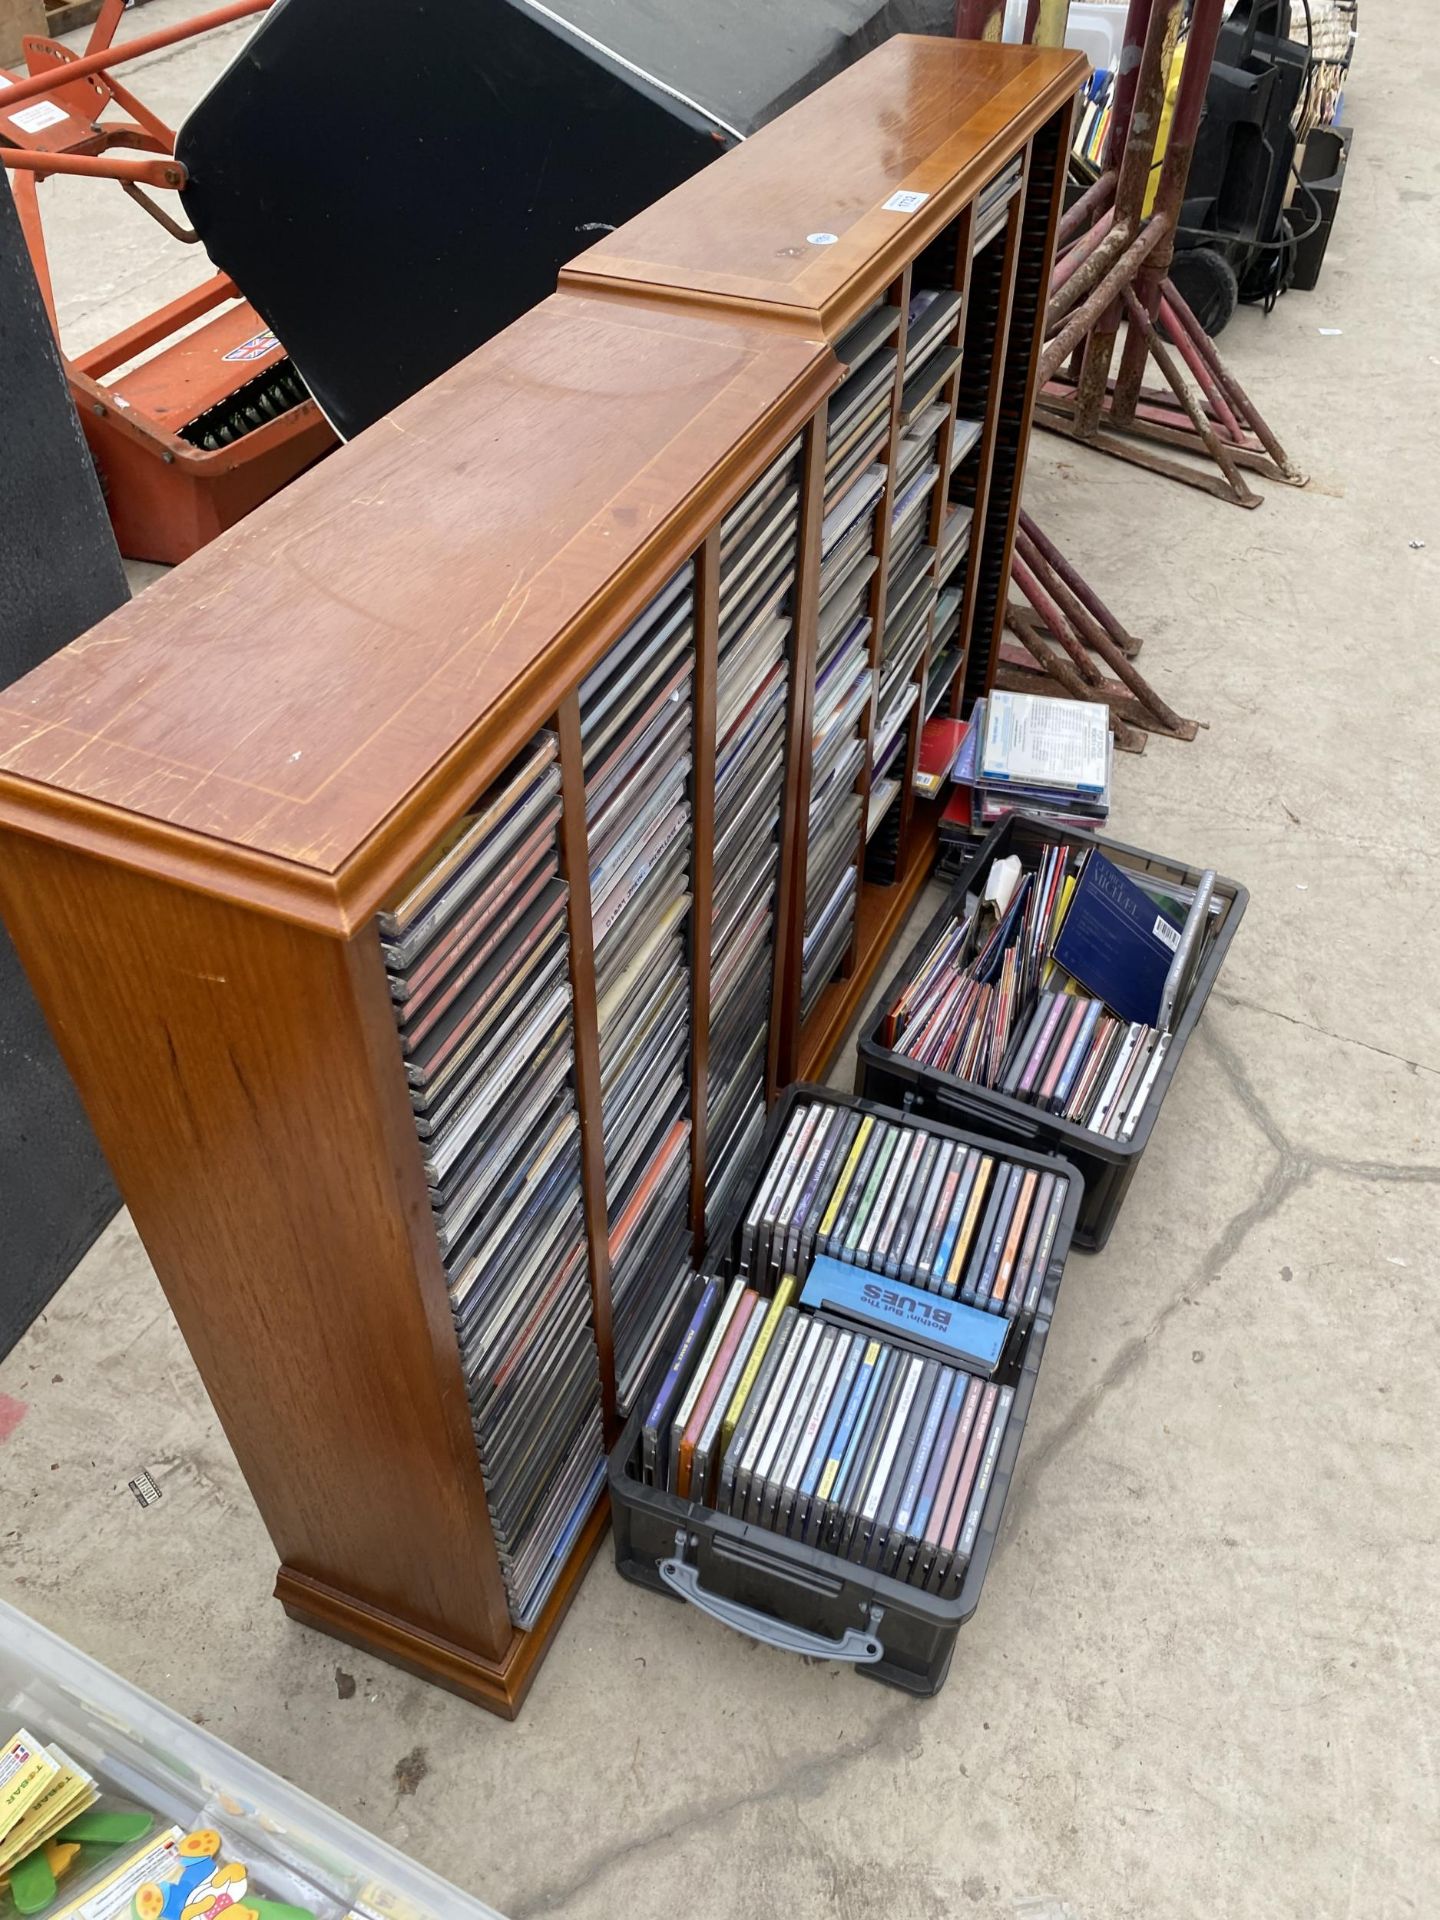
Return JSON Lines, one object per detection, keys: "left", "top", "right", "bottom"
{"left": 855, "top": 814, "right": 1248, "bottom": 1252}
{"left": 608, "top": 1083, "right": 1081, "bottom": 1697}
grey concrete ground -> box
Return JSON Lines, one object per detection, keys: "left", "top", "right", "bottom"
{"left": 2, "top": 4, "right": 1438, "bottom": 1918}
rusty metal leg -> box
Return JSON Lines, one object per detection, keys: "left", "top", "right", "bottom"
{"left": 1156, "top": 293, "right": 1244, "bottom": 440}
{"left": 1048, "top": 218, "right": 1136, "bottom": 328}
{"left": 1163, "top": 278, "right": 1306, "bottom": 482}
{"left": 1039, "top": 216, "right": 1169, "bottom": 385}
{"left": 1053, "top": 206, "right": 1118, "bottom": 293}
{"left": 1011, "top": 554, "right": 1106, "bottom": 686}
{"left": 1056, "top": 169, "right": 1116, "bottom": 248}
{"left": 1016, "top": 523, "right": 1199, "bottom": 737}
{"left": 1001, "top": 610, "right": 1150, "bottom": 753}
{"left": 1121, "top": 286, "right": 1260, "bottom": 505}
{"left": 1018, "top": 511, "right": 1142, "bottom": 659}
{"left": 1075, "top": 0, "right": 1179, "bottom": 433}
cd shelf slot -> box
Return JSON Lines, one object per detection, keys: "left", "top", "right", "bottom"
{"left": 377, "top": 732, "right": 605, "bottom": 1633}
{"left": 580, "top": 563, "right": 699, "bottom": 1415}
{"left": 705, "top": 438, "right": 804, "bottom": 1237}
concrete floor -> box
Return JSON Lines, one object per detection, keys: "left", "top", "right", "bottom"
{"left": 3, "top": 4, "right": 1438, "bottom": 1918}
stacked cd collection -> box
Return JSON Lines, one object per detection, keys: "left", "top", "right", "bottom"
{"left": 641, "top": 1272, "right": 1016, "bottom": 1597}
{"left": 805, "top": 300, "right": 898, "bottom": 1011}
{"left": 578, "top": 567, "right": 699, "bottom": 1413}
{"left": 705, "top": 439, "right": 803, "bottom": 1234}
{"left": 736, "top": 1097, "right": 1063, "bottom": 1329}
{"left": 379, "top": 733, "right": 605, "bottom": 1630}
{"left": 880, "top": 839, "right": 1184, "bottom": 1140}
{"left": 633, "top": 1082, "right": 1075, "bottom": 1597}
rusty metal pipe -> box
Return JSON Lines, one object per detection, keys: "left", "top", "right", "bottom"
{"left": 0, "top": 0, "right": 270, "bottom": 108}
{"left": 1103, "top": 0, "right": 1157, "bottom": 169}
{"left": 1048, "top": 217, "right": 1134, "bottom": 326}
{"left": 953, "top": 0, "right": 1005, "bottom": 36}
{"left": 1162, "top": 277, "right": 1303, "bottom": 478}
{"left": 1016, "top": 524, "right": 1192, "bottom": 733}
{"left": 1056, "top": 168, "right": 1116, "bottom": 247}
{"left": 1113, "top": 0, "right": 1226, "bottom": 418}
{"left": 1039, "top": 214, "right": 1170, "bottom": 384}
{"left": 1053, "top": 205, "right": 1116, "bottom": 290}
{"left": 1010, "top": 557, "right": 1106, "bottom": 687}
{"left": 1156, "top": 293, "right": 1244, "bottom": 441}
{"left": 1120, "top": 284, "right": 1258, "bottom": 503}
{"left": 1019, "top": 512, "right": 1141, "bottom": 659}
{"left": 1075, "top": 0, "right": 1179, "bottom": 430}
{"left": 1, "top": 147, "right": 186, "bottom": 188}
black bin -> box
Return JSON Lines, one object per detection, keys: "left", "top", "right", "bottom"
{"left": 608, "top": 1084, "right": 1081, "bottom": 1697}
{"left": 855, "top": 815, "right": 1248, "bottom": 1252}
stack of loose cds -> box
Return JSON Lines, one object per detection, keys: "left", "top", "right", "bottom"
{"left": 881, "top": 839, "right": 1180, "bottom": 1141}
{"left": 379, "top": 733, "right": 605, "bottom": 1630}
{"left": 738, "top": 1099, "right": 1064, "bottom": 1328}
{"left": 579, "top": 566, "right": 698, "bottom": 1412}
{"left": 806, "top": 300, "right": 898, "bottom": 1010}
{"left": 674, "top": 1280, "right": 1015, "bottom": 1596}
{"left": 705, "top": 439, "right": 802, "bottom": 1234}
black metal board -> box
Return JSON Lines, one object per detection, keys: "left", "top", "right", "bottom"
{"left": 0, "top": 176, "right": 127, "bottom": 1360}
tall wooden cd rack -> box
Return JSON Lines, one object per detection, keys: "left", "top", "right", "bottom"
{"left": 0, "top": 37, "right": 1084, "bottom": 1717}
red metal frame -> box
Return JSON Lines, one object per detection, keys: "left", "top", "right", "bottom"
{"left": 1, "top": 0, "right": 335, "bottom": 565}
{"left": 1036, "top": 0, "right": 1303, "bottom": 501}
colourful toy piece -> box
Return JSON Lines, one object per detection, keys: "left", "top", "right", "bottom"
{"left": 157, "top": 1852, "right": 216, "bottom": 1920}
{"left": 178, "top": 1836, "right": 223, "bottom": 1863}
{"left": 8, "top": 1836, "right": 82, "bottom": 1916}
{"left": 248, "top": 1900, "right": 317, "bottom": 1920}
{"left": 181, "top": 1862, "right": 248, "bottom": 1920}
{"left": 9, "top": 1851, "right": 57, "bottom": 1916}
{"left": 56, "top": 1811, "right": 152, "bottom": 1846}
{"left": 134, "top": 1883, "right": 168, "bottom": 1920}
{"left": 43, "top": 1844, "right": 80, "bottom": 1880}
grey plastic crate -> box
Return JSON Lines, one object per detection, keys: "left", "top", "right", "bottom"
{"left": 856, "top": 814, "right": 1248, "bottom": 1251}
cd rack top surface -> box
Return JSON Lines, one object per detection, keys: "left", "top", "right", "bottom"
{"left": 0, "top": 294, "right": 835, "bottom": 934}
{"left": 564, "top": 36, "right": 1083, "bottom": 336}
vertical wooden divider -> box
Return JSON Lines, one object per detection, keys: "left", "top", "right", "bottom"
{"left": 689, "top": 533, "right": 720, "bottom": 1252}
{"left": 955, "top": 159, "right": 1031, "bottom": 704}
{"left": 967, "top": 103, "right": 1076, "bottom": 696}
{"left": 845, "top": 266, "right": 913, "bottom": 972}
{"left": 556, "top": 691, "right": 617, "bottom": 1441}
{"left": 772, "top": 407, "right": 828, "bottom": 1092}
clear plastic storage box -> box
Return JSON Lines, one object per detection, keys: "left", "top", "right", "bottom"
{"left": 0, "top": 1601, "right": 505, "bottom": 1920}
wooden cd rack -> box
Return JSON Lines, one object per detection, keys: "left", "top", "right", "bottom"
{"left": 0, "top": 37, "right": 1084, "bottom": 1717}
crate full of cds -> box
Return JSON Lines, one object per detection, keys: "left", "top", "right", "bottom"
{"left": 855, "top": 813, "right": 1248, "bottom": 1251}
{"left": 607, "top": 1084, "right": 1081, "bottom": 1697}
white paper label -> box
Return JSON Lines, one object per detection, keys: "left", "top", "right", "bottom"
{"left": 882, "top": 189, "right": 929, "bottom": 214}
{"left": 806, "top": 232, "right": 839, "bottom": 246}
{"left": 11, "top": 101, "right": 68, "bottom": 133}
{"left": 1153, "top": 915, "right": 1181, "bottom": 953}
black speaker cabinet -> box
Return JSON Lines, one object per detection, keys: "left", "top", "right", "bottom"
{"left": 177, "top": 0, "right": 954, "bottom": 439}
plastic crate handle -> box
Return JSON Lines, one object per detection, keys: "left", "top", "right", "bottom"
{"left": 935, "top": 1083, "right": 1041, "bottom": 1142}
{"left": 659, "top": 1536, "right": 885, "bottom": 1665}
